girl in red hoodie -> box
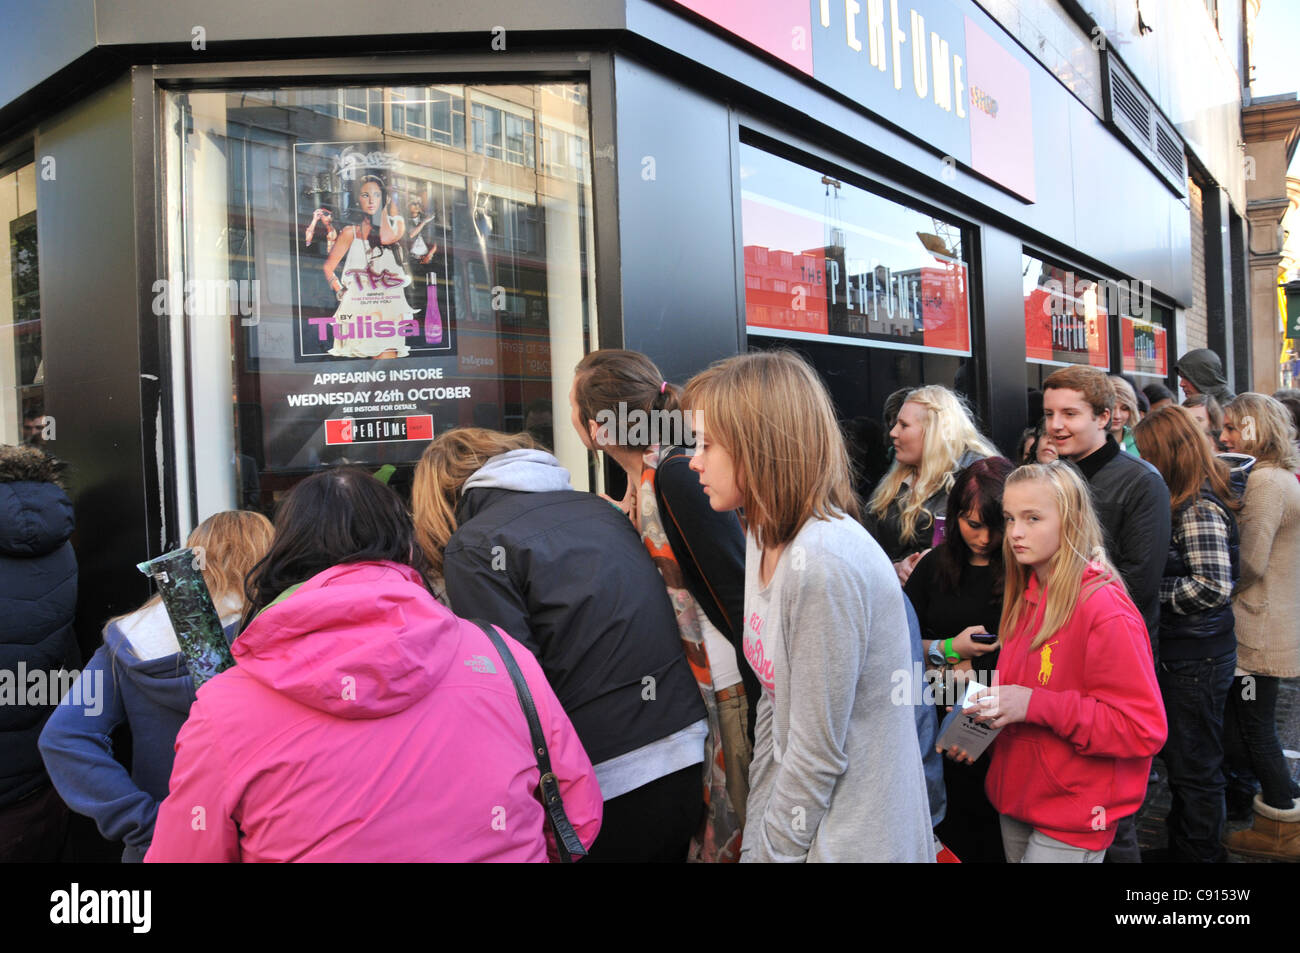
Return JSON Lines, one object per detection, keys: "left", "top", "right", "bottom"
{"left": 944, "top": 461, "right": 1167, "bottom": 862}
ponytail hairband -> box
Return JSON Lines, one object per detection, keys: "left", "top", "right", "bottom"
{"left": 659, "top": 381, "right": 667, "bottom": 394}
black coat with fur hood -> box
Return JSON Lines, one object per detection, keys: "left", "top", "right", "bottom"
{"left": 0, "top": 446, "right": 79, "bottom": 807}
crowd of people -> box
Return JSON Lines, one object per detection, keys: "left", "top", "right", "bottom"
{"left": 2, "top": 345, "right": 1299, "bottom": 863}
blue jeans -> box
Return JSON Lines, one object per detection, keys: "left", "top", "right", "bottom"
{"left": 1224, "top": 674, "right": 1300, "bottom": 811}
{"left": 1157, "top": 651, "right": 1235, "bottom": 863}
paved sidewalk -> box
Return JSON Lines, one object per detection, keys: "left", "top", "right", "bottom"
{"left": 1137, "top": 676, "right": 1300, "bottom": 862}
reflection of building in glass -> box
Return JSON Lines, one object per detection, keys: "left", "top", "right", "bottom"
{"left": 823, "top": 250, "right": 921, "bottom": 339}
{"left": 742, "top": 244, "right": 828, "bottom": 334}
{"left": 1023, "top": 258, "right": 1116, "bottom": 367}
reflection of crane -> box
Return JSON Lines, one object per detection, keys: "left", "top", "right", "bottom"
{"left": 822, "top": 175, "right": 844, "bottom": 249}
{"left": 916, "top": 218, "right": 960, "bottom": 260}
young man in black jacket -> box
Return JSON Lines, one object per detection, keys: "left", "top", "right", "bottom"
{"left": 1042, "top": 365, "right": 1171, "bottom": 864}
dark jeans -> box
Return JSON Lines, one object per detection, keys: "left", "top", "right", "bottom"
{"left": 1224, "top": 674, "right": 1300, "bottom": 810}
{"left": 0, "top": 783, "right": 68, "bottom": 863}
{"left": 1104, "top": 814, "right": 1141, "bottom": 863}
{"left": 583, "top": 763, "right": 704, "bottom": 863}
{"left": 1157, "top": 651, "right": 1235, "bottom": 862}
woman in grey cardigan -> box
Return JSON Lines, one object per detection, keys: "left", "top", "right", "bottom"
{"left": 684, "top": 350, "right": 932, "bottom": 863}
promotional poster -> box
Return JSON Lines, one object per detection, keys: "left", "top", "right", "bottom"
{"left": 293, "top": 141, "right": 456, "bottom": 363}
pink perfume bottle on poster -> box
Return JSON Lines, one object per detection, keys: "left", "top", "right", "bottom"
{"left": 425, "top": 275, "right": 443, "bottom": 344}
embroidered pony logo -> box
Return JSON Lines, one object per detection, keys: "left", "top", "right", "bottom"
{"left": 1038, "top": 641, "right": 1060, "bottom": 685}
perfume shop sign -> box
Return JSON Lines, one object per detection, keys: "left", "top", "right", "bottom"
{"left": 670, "top": 0, "right": 1036, "bottom": 200}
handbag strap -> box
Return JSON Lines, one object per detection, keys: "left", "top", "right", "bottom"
{"left": 472, "top": 619, "right": 588, "bottom": 862}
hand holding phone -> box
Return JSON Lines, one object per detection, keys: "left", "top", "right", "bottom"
{"left": 951, "top": 625, "right": 999, "bottom": 658}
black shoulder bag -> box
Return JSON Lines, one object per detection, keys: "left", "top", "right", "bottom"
{"left": 472, "top": 620, "right": 589, "bottom": 862}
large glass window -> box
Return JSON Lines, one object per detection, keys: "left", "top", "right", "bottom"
{"left": 741, "top": 145, "right": 972, "bottom": 357}
{"left": 1121, "top": 304, "right": 1170, "bottom": 383}
{"left": 740, "top": 143, "right": 978, "bottom": 492}
{"left": 1023, "top": 250, "right": 1111, "bottom": 391}
{"left": 162, "top": 82, "right": 596, "bottom": 526}
{"left": 0, "top": 162, "right": 41, "bottom": 447}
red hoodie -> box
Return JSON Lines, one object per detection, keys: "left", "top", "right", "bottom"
{"left": 984, "top": 565, "right": 1167, "bottom": 851}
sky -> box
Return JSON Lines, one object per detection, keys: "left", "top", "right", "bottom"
{"left": 1249, "top": 1, "right": 1300, "bottom": 176}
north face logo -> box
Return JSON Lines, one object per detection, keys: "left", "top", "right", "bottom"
{"left": 464, "top": 655, "right": 496, "bottom": 674}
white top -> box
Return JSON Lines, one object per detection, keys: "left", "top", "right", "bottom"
{"left": 701, "top": 614, "right": 743, "bottom": 690}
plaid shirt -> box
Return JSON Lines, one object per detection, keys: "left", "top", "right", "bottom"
{"left": 1159, "top": 498, "right": 1234, "bottom": 615}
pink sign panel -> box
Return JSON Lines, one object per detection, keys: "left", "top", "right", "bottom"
{"left": 671, "top": 0, "right": 814, "bottom": 75}
{"left": 963, "top": 16, "right": 1036, "bottom": 202}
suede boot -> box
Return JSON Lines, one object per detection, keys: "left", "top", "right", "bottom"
{"left": 1222, "top": 795, "right": 1300, "bottom": 862}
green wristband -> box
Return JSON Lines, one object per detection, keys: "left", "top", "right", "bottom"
{"left": 943, "top": 637, "right": 961, "bottom": 663}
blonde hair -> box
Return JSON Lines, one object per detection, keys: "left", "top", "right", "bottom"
{"left": 1109, "top": 376, "right": 1141, "bottom": 425}
{"left": 112, "top": 510, "right": 273, "bottom": 626}
{"left": 999, "top": 462, "right": 1124, "bottom": 650}
{"left": 412, "top": 428, "right": 539, "bottom": 575}
{"left": 682, "top": 350, "right": 857, "bottom": 548}
{"left": 1224, "top": 393, "right": 1300, "bottom": 471}
{"left": 867, "top": 385, "right": 997, "bottom": 544}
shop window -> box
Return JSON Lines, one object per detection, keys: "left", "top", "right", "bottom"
{"left": 740, "top": 142, "right": 978, "bottom": 491}
{"left": 740, "top": 144, "right": 972, "bottom": 357}
{"left": 1023, "top": 250, "right": 1111, "bottom": 391}
{"left": 392, "top": 86, "right": 467, "bottom": 149}
{"left": 162, "top": 82, "right": 596, "bottom": 526}
{"left": 503, "top": 114, "right": 535, "bottom": 168}
{"left": 0, "top": 162, "right": 41, "bottom": 447}
{"left": 1121, "top": 302, "right": 1170, "bottom": 383}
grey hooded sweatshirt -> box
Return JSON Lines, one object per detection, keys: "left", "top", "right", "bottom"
{"left": 1175, "top": 349, "right": 1234, "bottom": 405}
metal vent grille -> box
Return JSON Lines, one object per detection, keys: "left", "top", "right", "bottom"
{"left": 1155, "top": 122, "right": 1183, "bottom": 175}
{"left": 1102, "top": 50, "right": 1186, "bottom": 199}
{"left": 1111, "top": 70, "right": 1150, "bottom": 136}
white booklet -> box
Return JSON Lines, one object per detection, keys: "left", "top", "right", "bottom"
{"left": 936, "top": 679, "right": 1003, "bottom": 760}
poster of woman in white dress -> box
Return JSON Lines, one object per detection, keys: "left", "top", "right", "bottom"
{"left": 294, "top": 142, "right": 454, "bottom": 362}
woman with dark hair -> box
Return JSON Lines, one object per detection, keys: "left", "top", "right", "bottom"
{"left": 320, "top": 174, "right": 414, "bottom": 359}
{"left": 146, "top": 467, "right": 601, "bottom": 862}
{"left": 1143, "top": 382, "right": 1176, "bottom": 412}
{"left": 904, "top": 456, "right": 1015, "bottom": 862}
{"left": 1018, "top": 419, "right": 1058, "bottom": 466}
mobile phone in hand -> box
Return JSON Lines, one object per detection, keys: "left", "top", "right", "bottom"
{"left": 970, "top": 632, "right": 999, "bottom": 645}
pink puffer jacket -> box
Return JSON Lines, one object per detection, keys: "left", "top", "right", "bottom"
{"left": 145, "top": 561, "right": 601, "bottom": 862}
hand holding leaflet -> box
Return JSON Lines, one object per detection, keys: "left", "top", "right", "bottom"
{"left": 136, "top": 548, "right": 233, "bottom": 688}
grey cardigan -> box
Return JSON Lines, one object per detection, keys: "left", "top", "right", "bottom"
{"left": 740, "top": 513, "right": 934, "bottom": 862}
